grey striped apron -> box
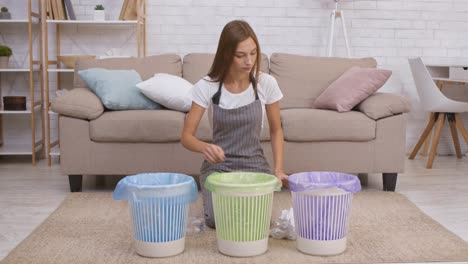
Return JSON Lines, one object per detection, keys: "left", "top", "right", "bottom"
{"left": 200, "top": 77, "right": 271, "bottom": 228}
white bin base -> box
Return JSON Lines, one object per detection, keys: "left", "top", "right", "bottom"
{"left": 297, "top": 236, "right": 347, "bottom": 256}
{"left": 134, "top": 237, "right": 185, "bottom": 258}
{"left": 217, "top": 238, "right": 268, "bottom": 257}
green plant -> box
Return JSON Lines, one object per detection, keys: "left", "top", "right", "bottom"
{"left": 1, "top": 7, "right": 8, "bottom": 13}
{"left": 94, "top": 5, "right": 104, "bottom": 11}
{"left": 0, "top": 45, "right": 12, "bottom": 57}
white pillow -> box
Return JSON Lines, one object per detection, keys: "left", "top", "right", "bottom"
{"left": 136, "top": 73, "right": 193, "bottom": 112}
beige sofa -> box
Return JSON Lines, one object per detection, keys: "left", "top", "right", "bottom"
{"left": 52, "top": 53, "right": 410, "bottom": 192}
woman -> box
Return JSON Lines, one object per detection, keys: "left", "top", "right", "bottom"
{"left": 181, "top": 20, "right": 287, "bottom": 228}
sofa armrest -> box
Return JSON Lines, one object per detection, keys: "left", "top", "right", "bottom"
{"left": 356, "top": 92, "right": 411, "bottom": 120}
{"left": 51, "top": 88, "right": 104, "bottom": 120}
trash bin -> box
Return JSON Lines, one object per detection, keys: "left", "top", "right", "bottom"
{"left": 288, "top": 172, "right": 361, "bottom": 256}
{"left": 113, "top": 173, "right": 198, "bottom": 258}
{"left": 205, "top": 172, "right": 281, "bottom": 257}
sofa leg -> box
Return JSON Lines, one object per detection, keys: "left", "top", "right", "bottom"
{"left": 357, "top": 173, "right": 368, "bottom": 186}
{"left": 382, "top": 173, "right": 397, "bottom": 192}
{"left": 68, "top": 175, "right": 83, "bottom": 192}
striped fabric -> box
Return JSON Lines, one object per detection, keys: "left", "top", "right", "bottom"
{"left": 199, "top": 172, "right": 216, "bottom": 228}
{"left": 201, "top": 101, "right": 271, "bottom": 173}
{"left": 292, "top": 192, "right": 353, "bottom": 241}
{"left": 129, "top": 196, "right": 189, "bottom": 243}
{"left": 212, "top": 192, "right": 273, "bottom": 242}
{"left": 199, "top": 81, "right": 272, "bottom": 228}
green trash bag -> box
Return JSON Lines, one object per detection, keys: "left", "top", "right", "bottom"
{"left": 205, "top": 172, "right": 280, "bottom": 243}
{"left": 205, "top": 171, "right": 281, "bottom": 194}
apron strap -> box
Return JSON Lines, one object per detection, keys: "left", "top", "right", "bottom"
{"left": 211, "top": 82, "right": 222, "bottom": 105}
{"left": 212, "top": 74, "right": 259, "bottom": 105}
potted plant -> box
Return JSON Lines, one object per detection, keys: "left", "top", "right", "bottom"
{"left": 93, "top": 5, "right": 105, "bottom": 21}
{"left": 0, "top": 45, "right": 12, "bottom": 68}
{"left": 0, "top": 7, "right": 11, "bottom": 19}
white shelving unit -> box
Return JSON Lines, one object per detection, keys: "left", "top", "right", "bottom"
{"left": 0, "top": 100, "right": 42, "bottom": 114}
{"left": 0, "top": 141, "right": 43, "bottom": 155}
{"left": 0, "top": 68, "right": 39, "bottom": 72}
{"left": 0, "top": 0, "right": 44, "bottom": 165}
{"left": 49, "top": 144, "right": 60, "bottom": 156}
{"left": 0, "top": 19, "right": 30, "bottom": 23}
{"left": 47, "top": 68, "right": 73, "bottom": 72}
{"left": 47, "top": 20, "right": 138, "bottom": 25}
{"left": 43, "top": 0, "right": 147, "bottom": 166}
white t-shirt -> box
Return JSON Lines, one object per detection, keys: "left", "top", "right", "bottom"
{"left": 190, "top": 72, "right": 283, "bottom": 130}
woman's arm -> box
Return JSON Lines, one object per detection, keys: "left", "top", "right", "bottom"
{"left": 181, "top": 102, "right": 225, "bottom": 164}
{"left": 265, "top": 101, "right": 288, "bottom": 187}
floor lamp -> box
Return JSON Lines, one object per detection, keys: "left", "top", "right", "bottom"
{"left": 327, "top": 0, "right": 352, "bottom": 58}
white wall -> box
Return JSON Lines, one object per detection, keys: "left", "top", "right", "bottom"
{"left": 2, "top": 0, "right": 468, "bottom": 154}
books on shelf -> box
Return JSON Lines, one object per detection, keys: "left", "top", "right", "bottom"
{"left": 46, "top": 0, "right": 51, "bottom": 19}
{"left": 47, "top": 0, "right": 75, "bottom": 20}
{"left": 59, "top": 0, "right": 67, "bottom": 20}
{"left": 119, "top": 0, "right": 140, "bottom": 20}
{"left": 47, "top": 0, "right": 58, "bottom": 19}
{"left": 64, "top": 0, "right": 75, "bottom": 20}
{"left": 54, "top": 0, "right": 60, "bottom": 19}
{"left": 47, "top": 0, "right": 140, "bottom": 21}
{"left": 50, "top": 0, "right": 57, "bottom": 19}
{"left": 119, "top": 0, "right": 129, "bottom": 20}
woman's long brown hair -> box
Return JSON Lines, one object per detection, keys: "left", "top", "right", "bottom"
{"left": 207, "top": 20, "right": 261, "bottom": 89}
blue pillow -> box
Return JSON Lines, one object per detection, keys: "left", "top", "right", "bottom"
{"left": 78, "top": 68, "right": 162, "bottom": 110}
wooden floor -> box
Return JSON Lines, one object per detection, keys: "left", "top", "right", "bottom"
{"left": 0, "top": 156, "right": 467, "bottom": 263}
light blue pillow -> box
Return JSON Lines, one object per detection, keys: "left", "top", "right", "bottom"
{"left": 78, "top": 68, "right": 162, "bottom": 110}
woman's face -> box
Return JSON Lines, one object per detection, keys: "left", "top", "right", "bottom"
{"left": 230, "top": 37, "right": 257, "bottom": 76}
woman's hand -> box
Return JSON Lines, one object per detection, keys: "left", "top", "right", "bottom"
{"left": 202, "top": 144, "right": 225, "bottom": 164}
{"left": 275, "top": 169, "right": 288, "bottom": 188}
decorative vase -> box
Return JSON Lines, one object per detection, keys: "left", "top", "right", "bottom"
{"left": 0, "top": 12, "right": 11, "bottom": 19}
{"left": 0, "top": 56, "right": 9, "bottom": 68}
{"left": 93, "top": 10, "right": 105, "bottom": 21}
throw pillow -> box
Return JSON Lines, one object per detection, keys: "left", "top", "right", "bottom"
{"left": 356, "top": 92, "right": 411, "bottom": 120}
{"left": 78, "top": 68, "right": 162, "bottom": 110}
{"left": 51, "top": 88, "right": 104, "bottom": 120}
{"left": 136, "top": 73, "right": 193, "bottom": 112}
{"left": 314, "top": 67, "right": 392, "bottom": 112}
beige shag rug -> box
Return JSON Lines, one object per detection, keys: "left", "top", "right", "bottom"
{"left": 2, "top": 191, "right": 468, "bottom": 264}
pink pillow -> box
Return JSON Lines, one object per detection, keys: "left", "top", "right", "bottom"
{"left": 314, "top": 67, "right": 392, "bottom": 112}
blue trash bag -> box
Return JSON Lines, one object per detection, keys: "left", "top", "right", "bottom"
{"left": 113, "top": 172, "right": 198, "bottom": 203}
{"left": 288, "top": 172, "right": 361, "bottom": 193}
{"left": 113, "top": 173, "right": 198, "bottom": 243}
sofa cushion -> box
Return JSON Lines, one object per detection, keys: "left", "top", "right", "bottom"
{"left": 314, "top": 67, "right": 392, "bottom": 112}
{"left": 356, "top": 92, "right": 411, "bottom": 120}
{"left": 182, "top": 53, "right": 270, "bottom": 84}
{"left": 90, "top": 110, "right": 185, "bottom": 143}
{"left": 280, "top": 109, "right": 376, "bottom": 142}
{"left": 74, "top": 54, "right": 182, "bottom": 88}
{"left": 78, "top": 68, "right": 162, "bottom": 110}
{"left": 269, "top": 53, "right": 377, "bottom": 109}
{"left": 137, "top": 73, "right": 193, "bottom": 112}
{"left": 51, "top": 88, "right": 104, "bottom": 120}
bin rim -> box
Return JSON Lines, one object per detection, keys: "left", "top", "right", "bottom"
{"left": 289, "top": 171, "right": 356, "bottom": 185}
{"left": 208, "top": 180, "right": 277, "bottom": 189}
{"left": 288, "top": 171, "right": 361, "bottom": 193}
{"left": 206, "top": 172, "right": 279, "bottom": 189}
{"left": 113, "top": 172, "right": 199, "bottom": 202}
{"left": 122, "top": 172, "right": 195, "bottom": 189}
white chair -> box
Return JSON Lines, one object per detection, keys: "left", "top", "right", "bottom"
{"left": 408, "top": 58, "right": 468, "bottom": 168}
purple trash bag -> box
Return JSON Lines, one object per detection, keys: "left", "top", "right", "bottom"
{"left": 288, "top": 172, "right": 361, "bottom": 193}
{"left": 288, "top": 172, "right": 361, "bottom": 242}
